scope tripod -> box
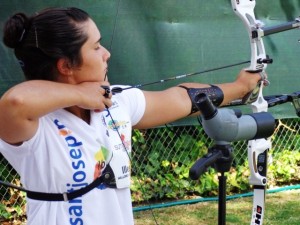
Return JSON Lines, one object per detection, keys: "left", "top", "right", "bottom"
{"left": 189, "top": 143, "right": 234, "bottom": 225}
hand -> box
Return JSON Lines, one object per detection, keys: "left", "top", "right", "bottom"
{"left": 76, "top": 81, "right": 113, "bottom": 111}
{"left": 235, "top": 69, "right": 263, "bottom": 94}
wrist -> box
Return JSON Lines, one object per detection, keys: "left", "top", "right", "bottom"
{"left": 234, "top": 80, "right": 250, "bottom": 99}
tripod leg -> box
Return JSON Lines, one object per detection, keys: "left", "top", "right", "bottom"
{"left": 218, "top": 172, "right": 227, "bottom": 225}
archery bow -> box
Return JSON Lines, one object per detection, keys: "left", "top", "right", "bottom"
{"left": 105, "top": 3, "right": 300, "bottom": 225}
{"left": 231, "top": 1, "right": 300, "bottom": 224}
{"left": 231, "top": 1, "right": 272, "bottom": 224}
{"left": 105, "top": 3, "right": 300, "bottom": 224}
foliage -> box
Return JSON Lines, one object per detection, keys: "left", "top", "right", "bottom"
{"left": 131, "top": 146, "right": 300, "bottom": 203}
{"left": 131, "top": 122, "right": 300, "bottom": 204}
{"left": 0, "top": 180, "right": 26, "bottom": 224}
{"left": 1, "top": 119, "right": 300, "bottom": 222}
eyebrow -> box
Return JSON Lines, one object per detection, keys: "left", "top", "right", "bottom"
{"left": 95, "top": 37, "right": 102, "bottom": 44}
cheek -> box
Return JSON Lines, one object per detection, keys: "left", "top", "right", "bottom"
{"left": 82, "top": 55, "right": 99, "bottom": 70}
{"left": 81, "top": 51, "right": 105, "bottom": 72}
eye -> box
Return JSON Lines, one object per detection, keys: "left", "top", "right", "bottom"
{"left": 95, "top": 44, "right": 101, "bottom": 50}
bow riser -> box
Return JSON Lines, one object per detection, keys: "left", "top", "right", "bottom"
{"left": 248, "top": 139, "right": 271, "bottom": 186}
{"left": 231, "top": 1, "right": 270, "bottom": 225}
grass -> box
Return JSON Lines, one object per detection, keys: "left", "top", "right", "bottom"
{"left": 134, "top": 189, "right": 300, "bottom": 225}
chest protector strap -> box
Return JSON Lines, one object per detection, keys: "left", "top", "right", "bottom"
{"left": 0, "top": 164, "right": 116, "bottom": 201}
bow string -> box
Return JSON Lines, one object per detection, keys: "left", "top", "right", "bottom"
{"left": 104, "top": 1, "right": 160, "bottom": 224}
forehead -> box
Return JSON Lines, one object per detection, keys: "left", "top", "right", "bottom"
{"left": 83, "top": 18, "right": 101, "bottom": 42}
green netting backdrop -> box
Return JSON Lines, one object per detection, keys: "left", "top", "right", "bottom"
{"left": 0, "top": 0, "right": 300, "bottom": 122}
{"left": 1, "top": 1, "right": 300, "bottom": 222}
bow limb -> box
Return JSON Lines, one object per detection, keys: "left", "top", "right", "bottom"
{"left": 232, "top": 0, "right": 267, "bottom": 72}
{"left": 231, "top": 1, "right": 272, "bottom": 225}
{"left": 231, "top": 0, "right": 272, "bottom": 112}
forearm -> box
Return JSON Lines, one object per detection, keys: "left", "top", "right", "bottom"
{"left": 0, "top": 80, "right": 112, "bottom": 144}
{"left": 136, "top": 77, "right": 256, "bottom": 129}
{"left": 0, "top": 80, "right": 85, "bottom": 121}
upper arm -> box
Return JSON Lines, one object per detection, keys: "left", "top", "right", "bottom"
{"left": 0, "top": 92, "right": 38, "bottom": 145}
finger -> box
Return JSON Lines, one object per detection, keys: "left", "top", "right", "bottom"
{"left": 258, "top": 71, "right": 270, "bottom": 86}
{"left": 103, "top": 98, "right": 113, "bottom": 108}
{"left": 101, "top": 85, "right": 111, "bottom": 98}
{"left": 259, "top": 71, "right": 267, "bottom": 79}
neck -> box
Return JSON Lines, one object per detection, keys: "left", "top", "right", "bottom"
{"left": 66, "top": 106, "right": 90, "bottom": 124}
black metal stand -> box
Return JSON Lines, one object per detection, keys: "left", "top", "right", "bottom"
{"left": 218, "top": 172, "right": 227, "bottom": 225}
{"left": 189, "top": 143, "right": 234, "bottom": 225}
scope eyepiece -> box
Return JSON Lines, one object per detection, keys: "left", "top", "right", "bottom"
{"left": 194, "top": 93, "right": 217, "bottom": 120}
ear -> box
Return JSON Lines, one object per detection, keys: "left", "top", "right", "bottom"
{"left": 57, "top": 58, "right": 73, "bottom": 76}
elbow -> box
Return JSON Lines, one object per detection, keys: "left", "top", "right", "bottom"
{"left": 0, "top": 90, "right": 27, "bottom": 119}
{"left": 1, "top": 91, "right": 26, "bottom": 108}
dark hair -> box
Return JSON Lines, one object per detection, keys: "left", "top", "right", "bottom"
{"left": 3, "top": 7, "right": 90, "bottom": 81}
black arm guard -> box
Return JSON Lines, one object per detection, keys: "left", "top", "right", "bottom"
{"left": 178, "top": 85, "right": 224, "bottom": 114}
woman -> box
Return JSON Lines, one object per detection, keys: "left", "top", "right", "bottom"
{"left": 0, "top": 7, "right": 261, "bottom": 225}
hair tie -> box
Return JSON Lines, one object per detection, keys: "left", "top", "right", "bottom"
{"left": 35, "top": 27, "right": 39, "bottom": 48}
{"left": 18, "top": 29, "right": 26, "bottom": 42}
{"left": 18, "top": 60, "right": 25, "bottom": 68}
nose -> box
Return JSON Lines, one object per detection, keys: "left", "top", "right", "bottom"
{"left": 103, "top": 47, "right": 111, "bottom": 61}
